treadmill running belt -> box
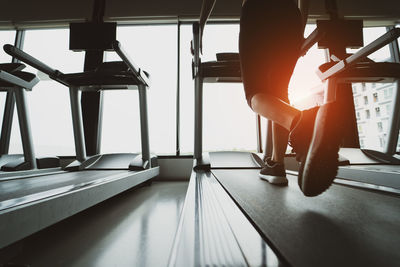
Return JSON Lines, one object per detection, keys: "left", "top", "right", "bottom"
{"left": 213, "top": 169, "right": 400, "bottom": 267}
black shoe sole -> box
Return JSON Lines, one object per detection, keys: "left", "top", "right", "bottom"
{"left": 299, "top": 103, "right": 341, "bottom": 197}
{"left": 259, "top": 173, "right": 288, "bottom": 185}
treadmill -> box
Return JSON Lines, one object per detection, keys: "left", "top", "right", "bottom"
{"left": 168, "top": 13, "right": 400, "bottom": 267}
{"left": 0, "top": 62, "right": 60, "bottom": 179}
{"left": 0, "top": 22, "right": 159, "bottom": 250}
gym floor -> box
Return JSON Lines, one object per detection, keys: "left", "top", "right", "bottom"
{"left": 0, "top": 181, "right": 188, "bottom": 267}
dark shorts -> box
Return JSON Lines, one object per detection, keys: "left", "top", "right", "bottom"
{"left": 239, "top": 0, "right": 303, "bottom": 107}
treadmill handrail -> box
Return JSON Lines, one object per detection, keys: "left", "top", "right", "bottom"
{"left": 318, "top": 27, "right": 400, "bottom": 81}
{"left": 300, "top": 27, "right": 326, "bottom": 56}
{"left": 112, "top": 40, "right": 150, "bottom": 87}
{"left": 0, "top": 70, "right": 38, "bottom": 90}
{"left": 3, "top": 44, "right": 69, "bottom": 87}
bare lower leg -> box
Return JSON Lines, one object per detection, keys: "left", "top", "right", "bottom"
{"left": 271, "top": 122, "right": 289, "bottom": 163}
{"left": 251, "top": 93, "right": 300, "bottom": 131}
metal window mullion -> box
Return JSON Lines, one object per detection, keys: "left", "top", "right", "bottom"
{"left": 176, "top": 20, "right": 181, "bottom": 156}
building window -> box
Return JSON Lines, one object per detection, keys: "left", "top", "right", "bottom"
{"left": 352, "top": 85, "right": 357, "bottom": 94}
{"left": 358, "top": 125, "right": 363, "bottom": 134}
{"left": 372, "top": 83, "right": 376, "bottom": 88}
{"left": 365, "top": 109, "right": 370, "bottom": 119}
{"left": 362, "top": 83, "right": 366, "bottom": 91}
{"left": 386, "top": 104, "right": 391, "bottom": 116}
{"left": 377, "top": 122, "right": 383, "bottom": 132}
{"left": 375, "top": 107, "right": 381, "bottom": 117}
{"left": 364, "top": 96, "right": 368, "bottom": 105}
{"left": 354, "top": 96, "right": 359, "bottom": 107}
{"left": 379, "top": 137, "right": 385, "bottom": 148}
{"left": 356, "top": 112, "right": 361, "bottom": 120}
{"left": 386, "top": 87, "right": 394, "bottom": 99}
{"left": 360, "top": 139, "right": 364, "bottom": 148}
{"left": 373, "top": 92, "right": 378, "bottom": 102}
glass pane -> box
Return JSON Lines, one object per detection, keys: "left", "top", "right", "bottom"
{"left": 180, "top": 24, "right": 258, "bottom": 153}
{"left": 179, "top": 25, "right": 195, "bottom": 155}
{"left": 0, "top": 30, "right": 16, "bottom": 62}
{"left": 101, "top": 25, "right": 177, "bottom": 155}
{"left": 351, "top": 27, "right": 397, "bottom": 152}
{"left": 13, "top": 29, "right": 84, "bottom": 156}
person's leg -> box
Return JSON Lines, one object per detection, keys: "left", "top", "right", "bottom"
{"left": 250, "top": 93, "right": 300, "bottom": 131}
{"left": 250, "top": 93, "right": 299, "bottom": 164}
{"left": 271, "top": 122, "right": 289, "bottom": 164}
{"left": 250, "top": 93, "right": 297, "bottom": 184}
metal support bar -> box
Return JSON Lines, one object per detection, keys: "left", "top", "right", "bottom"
{"left": 255, "top": 115, "right": 262, "bottom": 153}
{"left": 192, "top": 22, "right": 203, "bottom": 160}
{"left": 138, "top": 84, "right": 151, "bottom": 168}
{"left": 113, "top": 41, "right": 149, "bottom": 86}
{"left": 81, "top": 49, "right": 104, "bottom": 156}
{"left": 0, "top": 92, "right": 15, "bottom": 155}
{"left": 385, "top": 26, "right": 400, "bottom": 155}
{"left": 69, "top": 88, "right": 87, "bottom": 162}
{"left": 300, "top": 27, "right": 325, "bottom": 56}
{"left": 14, "top": 88, "right": 36, "bottom": 169}
{"left": 319, "top": 28, "right": 400, "bottom": 81}
{"left": 194, "top": 76, "right": 203, "bottom": 160}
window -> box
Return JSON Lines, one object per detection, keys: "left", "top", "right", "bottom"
{"left": 360, "top": 139, "right": 364, "bottom": 148}
{"left": 385, "top": 87, "right": 394, "bottom": 99}
{"left": 352, "top": 27, "right": 398, "bottom": 152}
{"left": 365, "top": 109, "right": 370, "bottom": 119}
{"left": 102, "top": 25, "right": 177, "bottom": 155}
{"left": 348, "top": 27, "right": 392, "bottom": 62}
{"left": 358, "top": 124, "right": 363, "bottom": 134}
{"left": 364, "top": 96, "right": 368, "bottom": 105}
{"left": 386, "top": 104, "right": 391, "bottom": 116}
{"left": 377, "top": 122, "right": 383, "bottom": 132}
{"left": 354, "top": 96, "right": 359, "bottom": 107}
{"left": 18, "top": 29, "right": 85, "bottom": 156}
{"left": 375, "top": 107, "right": 381, "bottom": 117}
{"left": 352, "top": 86, "right": 357, "bottom": 94}
{"left": 373, "top": 93, "right": 378, "bottom": 102}
{"left": 0, "top": 31, "right": 16, "bottom": 62}
{"left": 379, "top": 137, "right": 385, "bottom": 148}
{"left": 356, "top": 112, "right": 360, "bottom": 121}
{"left": 181, "top": 24, "right": 257, "bottom": 153}
{"left": 289, "top": 25, "right": 328, "bottom": 108}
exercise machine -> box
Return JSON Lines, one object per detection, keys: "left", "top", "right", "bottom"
{"left": 0, "top": 62, "right": 60, "bottom": 176}
{"left": 0, "top": 21, "right": 159, "bottom": 249}
{"left": 168, "top": 1, "right": 400, "bottom": 266}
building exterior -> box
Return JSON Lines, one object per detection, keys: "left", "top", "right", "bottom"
{"left": 352, "top": 81, "right": 397, "bottom": 151}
